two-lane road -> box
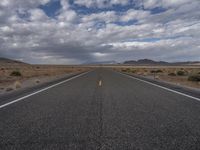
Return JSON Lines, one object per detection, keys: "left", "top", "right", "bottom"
{"left": 0, "top": 69, "right": 200, "bottom": 149}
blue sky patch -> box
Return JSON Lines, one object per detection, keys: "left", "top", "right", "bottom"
{"left": 93, "top": 21, "right": 106, "bottom": 29}
{"left": 122, "top": 36, "right": 184, "bottom": 43}
{"left": 150, "top": 7, "right": 167, "bottom": 14}
{"left": 114, "top": 19, "right": 138, "bottom": 26}
{"left": 70, "top": 1, "right": 142, "bottom": 15}
{"left": 39, "top": 0, "right": 61, "bottom": 17}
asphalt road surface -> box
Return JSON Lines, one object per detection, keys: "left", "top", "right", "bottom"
{"left": 0, "top": 68, "right": 200, "bottom": 150}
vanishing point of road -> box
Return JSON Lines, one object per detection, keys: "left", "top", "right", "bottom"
{"left": 0, "top": 68, "right": 200, "bottom": 150}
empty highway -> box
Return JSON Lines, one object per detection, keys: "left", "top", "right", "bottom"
{"left": 0, "top": 68, "right": 200, "bottom": 150}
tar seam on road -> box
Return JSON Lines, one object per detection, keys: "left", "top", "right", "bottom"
{"left": 0, "top": 71, "right": 92, "bottom": 109}
{"left": 118, "top": 72, "right": 200, "bottom": 102}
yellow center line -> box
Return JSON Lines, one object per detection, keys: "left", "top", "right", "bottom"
{"left": 99, "top": 80, "right": 102, "bottom": 86}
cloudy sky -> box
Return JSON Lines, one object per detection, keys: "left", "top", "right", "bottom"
{"left": 0, "top": 0, "right": 200, "bottom": 64}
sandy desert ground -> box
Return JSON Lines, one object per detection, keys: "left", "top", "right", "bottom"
{"left": 0, "top": 63, "right": 90, "bottom": 94}
{"left": 113, "top": 65, "right": 200, "bottom": 90}
{"left": 1, "top": 61, "right": 199, "bottom": 95}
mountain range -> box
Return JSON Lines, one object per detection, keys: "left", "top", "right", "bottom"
{"left": 0, "top": 57, "right": 28, "bottom": 65}
{"left": 0, "top": 57, "right": 199, "bottom": 65}
{"left": 123, "top": 59, "right": 200, "bottom": 65}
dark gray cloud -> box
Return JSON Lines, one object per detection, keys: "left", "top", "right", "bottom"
{"left": 0, "top": 0, "right": 200, "bottom": 64}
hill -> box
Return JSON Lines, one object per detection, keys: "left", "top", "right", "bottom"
{"left": 124, "top": 59, "right": 200, "bottom": 66}
{"left": 124, "top": 59, "right": 169, "bottom": 65}
{"left": 0, "top": 57, "right": 28, "bottom": 65}
{"left": 83, "top": 60, "right": 117, "bottom": 65}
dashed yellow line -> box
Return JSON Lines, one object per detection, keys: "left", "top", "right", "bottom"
{"left": 99, "top": 80, "right": 102, "bottom": 86}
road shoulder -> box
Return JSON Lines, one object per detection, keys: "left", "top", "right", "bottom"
{"left": 117, "top": 71, "right": 200, "bottom": 99}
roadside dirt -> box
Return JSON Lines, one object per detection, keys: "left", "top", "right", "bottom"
{"left": 114, "top": 66, "right": 200, "bottom": 90}
{"left": 0, "top": 64, "right": 90, "bottom": 95}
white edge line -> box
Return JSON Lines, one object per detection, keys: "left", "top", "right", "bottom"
{"left": 118, "top": 72, "right": 200, "bottom": 102}
{"left": 0, "top": 71, "right": 92, "bottom": 109}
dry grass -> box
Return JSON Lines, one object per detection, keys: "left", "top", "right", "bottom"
{"left": 0, "top": 64, "right": 90, "bottom": 91}
{"left": 115, "top": 66, "right": 200, "bottom": 89}
{"left": 5, "top": 87, "right": 14, "bottom": 92}
{"left": 14, "top": 81, "right": 22, "bottom": 89}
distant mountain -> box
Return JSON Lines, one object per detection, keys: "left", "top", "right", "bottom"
{"left": 0, "top": 57, "right": 28, "bottom": 65}
{"left": 124, "top": 59, "right": 169, "bottom": 65}
{"left": 83, "top": 60, "right": 117, "bottom": 65}
{"left": 124, "top": 59, "right": 200, "bottom": 65}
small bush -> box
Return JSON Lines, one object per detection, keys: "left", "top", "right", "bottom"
{"left": 168, "top": 73, "right": 176, "bottom": 76}
{"left": 177, "top": 70, "right": 185, "bottom": 76}
{"left": 151, "top": 70, "right": 156, "bottom": 73}
{"left": 157, "top": 69, "right": 163, "bottom": 73}
{"left": 122, "top": 69, "right": 127, "bottom": 72}
{"left": 10, "top": 71, "right": 22, "bottom": 76}
{"left": 188, "top": 75, "right": 200, "bottom": 82}
{"left": 126, "top": 68, "right": 131, "bottom": 72}
{"left": 121, "top": 68, "right": 131, "bottom": 72}
{"left": 131, "top": 70, "right": 136, "bottom": 73}
{"left": 35, "top": 79, "right": 40, "bottom": 84}
{"left": 151, "top": 70, "right": 163, "bottom": 74}
{"left": 6, "top": 87, "right": 14, "bottom": 92}
{"left": 44, "top": 73, "right": 49, "bottom": 76}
